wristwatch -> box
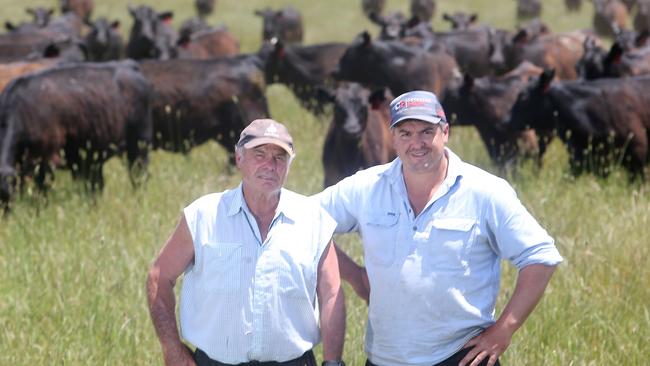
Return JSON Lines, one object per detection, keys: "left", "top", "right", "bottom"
{"left": 322, "top": 361, "right": 345, "bottom": 366}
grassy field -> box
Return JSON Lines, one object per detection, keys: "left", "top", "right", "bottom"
{"left": 1, "top": 0, "right": 649, "bottom": 365}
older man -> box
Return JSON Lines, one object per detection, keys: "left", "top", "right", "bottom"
{"left": 147, "top": 119, "right": 346, "bottom": 366}
{"left": 316, "top": 91, "right": 562, "bottom": 366}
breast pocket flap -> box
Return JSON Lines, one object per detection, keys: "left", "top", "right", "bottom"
{"left": 431, "top": 218, "right": 476, "bottom": 232}
{"left": 366, "top": 213, "right": 400, "bottom": 227}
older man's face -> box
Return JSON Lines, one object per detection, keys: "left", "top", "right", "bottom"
{"left": 236, "top": 144, "right": 291, "bottom": 195}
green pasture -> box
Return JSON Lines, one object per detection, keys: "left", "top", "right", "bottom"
{"left": 1, "top": 0, "right": 648, "bottom": 365}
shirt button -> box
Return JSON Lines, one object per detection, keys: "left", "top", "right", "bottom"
{"left": 412, "top": 226, "right": 417, "bottom": 231}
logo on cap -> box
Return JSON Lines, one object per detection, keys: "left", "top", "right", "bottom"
{"left": 264, "top": 124, "right": 279, "bottom": 138}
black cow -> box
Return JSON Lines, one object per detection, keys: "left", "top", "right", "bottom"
{"left": 85, "top": 17, "right": 123, "bottom": 61}
{"left": 361, "top": 0, "right": 386, "bottom": 19}
{"left": 319, "top": 83, "right": 394, "bottom": 187}
{"left": 139, "top": 54, "right": 270, "bottom": 162}
{"left": 430, "top": 26, "right": 508, "bottom": 77}
{"left": 565, "top": 0, "right": 582, "bottom": 11}
{"left": 410, "top": 0, "right": 436, "bottom": 23}
{"left": 508, "top": 69, "right": 650, "bottom": 177}
{"left": 259, "top": 40, "right": 347, "bottom": 115}
{"left": 0, "top": 61, "right": 152, "bottom": 209}
{"left": 195, "top": 0, "right": 216, "bottom": 18}
{"left": 254, "top": 6, "right": 304, "bottom": 45}
{"left": 5, "top": 7, "right": 54, "bottom": 32}
{"left": 333, "top": 31, "right": 459, "bottom": 98}
{"left": 576, "top": 38, "right": 650, "bottom": 79}
{"left": 635, "top": 0, "right": 650, "bottom": 32}
{"left": 126, "top": 5, "right": 178, "bottom": 60}
{"left": 441, "top": 61, "right": 548, "bottom": 172}
{"left": 517, "top": 0, "right": 542, "bottom": 19}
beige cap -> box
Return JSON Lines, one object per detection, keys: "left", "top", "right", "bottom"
{"left": 236, "top": 119, "right": 294, "bottom": 156}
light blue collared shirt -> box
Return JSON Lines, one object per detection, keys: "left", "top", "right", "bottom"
{"left": 315, "top": 148, "right": 563, "bottom": 366}
{"left": 180, "top": 184, "right": 336, "bottom": 364}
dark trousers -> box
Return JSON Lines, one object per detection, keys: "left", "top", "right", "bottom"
{"left": 194, "top": 349, "right": 317, "bottom": 366}
{"left": 365, "top": 347, "right": 501, "bottom": 366}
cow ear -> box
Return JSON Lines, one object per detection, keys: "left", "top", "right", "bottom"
{"left": 26, "top": 8, "right": 35, "bottom": 15}
{"left": 469, "top": 13, "right": 478, "bottom": 24}
{"left": 111, "top": 20, "right": 120, "bottom": 30}
{"left": 48, "top": 8, "right": 54, "bottom": 16}
{"left": 315, "top": 86, "right": 335, "bottom": 104}
{"left": 406, "top": 15, "right": 420, "bottom": 28}
{"left": 159, "top": 11, "right": 174, "bottom": 21}
{"left": 608, "top": 42, "right": 624, "bottom": 64}
{"left": 635, "top": 29, "right": 649, "bottom": 48}
{"left": 368, "top": 88, "right": 388, "bottom": 109}
{"left": 273, "top": 40, "right": 285, "bottom": 58}
{"left": 254, "top": 9, "right": 263, "bottom": 17}
{"left": 539, "top": 68, "right": 555, "bottom": 92}
{"left": 5, "top": 21, "right": 15, "bottom": 31}
{"left": 177, "top": 33, "right": 191, "bottom": 47}
{"left": 43, "top": 43, "right": 61, "bottom": 58}
{"left": 512, "top": 29, "right": 529, "bottom": 45}
{"left": 361, "top": 31, "right": 372, "bottom": 47}
{"left": 442, "top": 12, "right": 451, "bottom": 21}
{"left": 462, "top": 73, "right": 475, "bottom": 91}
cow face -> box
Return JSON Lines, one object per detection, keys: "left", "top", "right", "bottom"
{"left": 26, "top": 7, "right": 54, "bottom": 28}
{"left": 254, "top": 7, "right": 303, "bottom": 44}
{"left": 442, "top": 12, "right": 478, "bottom": 30}
{"left": 127, "top": 5, "right": 177, "bottom": 59}
{"left": 576, "top": 37, "right": 606, "bottom": 79}
{"left": 333, "top": 83, "right": 371, "bottom": 138}
{"left": 86, "top": 17, "right": 123, "bottom": 61}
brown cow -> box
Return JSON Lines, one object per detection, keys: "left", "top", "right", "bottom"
{"left": 0, "top": 59, "right": 58, "bottom": 92}
{"left": 593, "top": 0, "right": 629, "bottom": 37}
{"left": 59, "top": 0, "right": 93, "bottom": 22}
{"left": 502, "top": 30, "right": 589, "bottom": 80}
{"left": 177, "top": 26, "right": 240, "bottom": 59}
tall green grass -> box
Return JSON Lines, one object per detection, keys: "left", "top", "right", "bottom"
{"left": 1, "top": 0, "right": 648, "bottom": 365}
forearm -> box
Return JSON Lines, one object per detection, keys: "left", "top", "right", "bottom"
{"left": 320, "top": 286, "right": 346, "bottom": 361}
{"left": 146, "top": 267, "right": 191, "bottom": 364}
{"left": 334, "top": 244, "right": 369, "bottom": 302}
{"left": 494, "top": 263, "right": 557, "bottom": 333}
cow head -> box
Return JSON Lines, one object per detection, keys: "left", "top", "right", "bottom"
{"left": 410, "top": 0, "right": 436, "bottom": 23}
{"left": 26, "top": 7, "right": 54, "bottom": 28}
{"left": 442, "top": 12, "right": 478, "bottom": 30}
{"left": 333, "top": 31, "right": 377, "bottom": 84}
{"left": 254, "top": 6, "right": 303, "bottom": 44}
{"left": 507, "top": 68, "right": 556, "bottom": 132}
{"left": 127, "top": 5, "right": 177, "bottom": 59}
{"left": 195, "top": 0, "right": 215, "bottom": 18}
{"left": 576, "top": 36, "right": 607, "bottom": 79}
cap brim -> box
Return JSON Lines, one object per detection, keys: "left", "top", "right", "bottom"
{"left": 390, "top": 115, "right": 442, "bottom": 128}
{"left": 242, "top": 137, "right": 294, "bottom": 156}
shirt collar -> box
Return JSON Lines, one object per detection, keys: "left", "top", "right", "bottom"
{"left": 227, "top": 183, "right": 297, "bottom": 222}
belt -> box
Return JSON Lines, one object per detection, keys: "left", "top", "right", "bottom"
{"left": 194, "top": 349, "right": 316, "bottom": 366}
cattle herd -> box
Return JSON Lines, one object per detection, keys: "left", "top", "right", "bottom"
{"left": 1, "top": 0, "right": 650, "bottom": 212}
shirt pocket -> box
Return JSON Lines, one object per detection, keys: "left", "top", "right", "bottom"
{"left": 362, "top": 213, "right": 400, "bottom": 267}
{"left": 200, "top": 242, "right": 243, "bottom": 293}
{"left": 428, "top": 218, "right": 477, "bottom": 271}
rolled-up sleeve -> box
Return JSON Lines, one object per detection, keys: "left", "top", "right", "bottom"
{"left": 486, "top": 182, "right": 563, "bottom": 270}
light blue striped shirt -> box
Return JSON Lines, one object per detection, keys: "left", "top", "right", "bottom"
{"left": 315, "top": 148, "right": 563, "bottom": 366}
{"left": 180, "top": 184, "right": 336, "bottom": 363}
